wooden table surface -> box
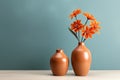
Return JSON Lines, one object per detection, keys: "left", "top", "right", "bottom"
{"left": 0, "top": 70, "right": 120, "bottom": 80}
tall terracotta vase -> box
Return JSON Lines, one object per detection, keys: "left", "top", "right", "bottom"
{"left": 50, "top": 49, "right": 69, "bottom": 76}
{"left": 71, "top": 42, "right": 92, "bottom": 76}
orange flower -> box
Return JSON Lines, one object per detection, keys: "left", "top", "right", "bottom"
{"left": 70, "top": 9, "right": 82, "bottom": 19}
{"left": 90, "top": 20, "right": 101, "bottom": 33}
{"left": 82, "top": 26, "right": 95, "bottom": 39}
{"left": 71, "top": 20, "right": 84, "bottom": 32}
{"left": 83, "top": 12, "right": 95, "bottom": 20}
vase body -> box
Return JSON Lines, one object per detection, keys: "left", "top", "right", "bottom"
{"left": 71, "top": 42, "right": 91, "bottom": 76}
{"left": 50, "top": 49, "right": 69, "bottom": 76}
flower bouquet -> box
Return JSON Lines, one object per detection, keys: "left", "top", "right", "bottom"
{"left": 69, "top": 9, "right": 101, "bottom": 76}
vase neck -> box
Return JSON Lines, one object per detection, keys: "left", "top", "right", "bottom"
{"left": 78, "top": 42, "right": 85, "bottom": 46}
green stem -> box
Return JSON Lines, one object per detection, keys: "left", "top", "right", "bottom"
{"left": 68, "top": 28, "right": 80, "bottom": 42}
{"left": 81, "top": 19, "right": 88, "bottom": 42}
{"left": 78, "top": 31, "right": 80, "bottom": 42}
{"left": 83, "top": 38, "right": 86, "bottom": 42}
{"left": 81, "top": 36, "right": 84, "bottom": 42}
{"left": 75, "top": 16, "right": 77, "bottom": 20}
{"left": 84, "top": 19, "right": 88, "bottom": 27}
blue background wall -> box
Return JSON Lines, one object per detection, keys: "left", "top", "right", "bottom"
{"left": 0, "top": 0, "right": 120, "bottom": 70}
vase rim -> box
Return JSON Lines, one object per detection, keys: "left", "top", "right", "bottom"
{"left": 56, "top": 49, "right": 63, "bottom": 53}
{"left": 78, "top": 42, "right": 85, "bottom": 45}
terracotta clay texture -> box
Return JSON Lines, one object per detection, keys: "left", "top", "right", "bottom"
{"left": 50, "top": 49, "right": 69, "bottom": 76}
{"left": 71, "top": 42, "right": 91, "bottom": 76}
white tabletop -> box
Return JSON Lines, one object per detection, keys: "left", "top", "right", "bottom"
{"left": 0, "top": 70, "right": 120, "bottom": 80}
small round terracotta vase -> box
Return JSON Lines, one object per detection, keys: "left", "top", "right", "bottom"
{"left": 50, "top": 49, "right": 69, "bottom": 76}
{"left": 71, "top": 42, "right": 91, "bottom": 76}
